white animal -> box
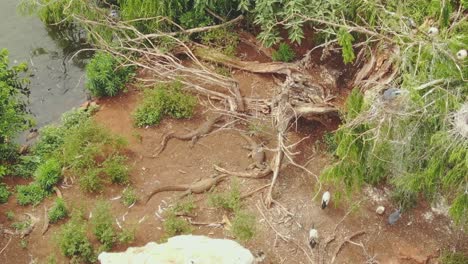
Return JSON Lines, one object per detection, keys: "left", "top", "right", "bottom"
{"left": 456, "top": 49, "right": 467, "bottom": 60}
{"left": 308, "top": 227, "right": 318, "bottom": 249}
{"left": 427, "top": 27, "right": 439, "bottom": 36}
{"left": 321, "top": 191, "right": 331, "bottom": 209}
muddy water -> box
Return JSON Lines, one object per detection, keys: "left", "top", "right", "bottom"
{"left": 0, "top": 0, "right": 91, "bottom": 128}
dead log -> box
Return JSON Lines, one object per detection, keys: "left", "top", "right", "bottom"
{"left": 194, "top": 47, "right": 299, "bottom": 75}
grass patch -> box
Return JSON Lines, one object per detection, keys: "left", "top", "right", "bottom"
{"left": 133, "top": 81, "right": 196, "bottom": 127}
{"left": 102, "top": 154, "right": 129, "bottom": 184}
{"left": 230, "top": 210, "right": 256, "bottom": 241}
{"left": 118, "top": 227, "right": 136, "bottom": 245}
{"left": 91, "top": 201, "right": 116, "bottom": 251}
{"left": 86, "top": 52, "right": 134, "bottom": 97}
{"left": 48, "top": 198, "right": 68, "bottom": 223}
{"left": 34, "top": 158, "right": 61, "bottom": 192}
{"left": 441, "top": 251, "right": 468, "bottom": 264}
{"left": 172, "top": 196, "right": 196, "bottom": 215}
{"left": 208, "top": 180, "right": 241, "bottom": 212}
{"left": 16, "top": 183, "right": 47, "bottom": 206}
{"left": 0, "top": 184, "right": 11, "bottom": 203}
{"left": 57, "top": 211, "right": 95, "bottom": 263}
{"left": 11, "top": 219, "right": 31, "bottom": 232}
{"left": 163, "top": 212, "right": 192, "bottom": 237}
{"left": 272, "top": 43, "right": 296, "bottom": 62}
{"left": 121, "top": 187, "right": 137, "bottom": 207}
{"left": 200, "top": 28, "right": 239, "bottom": 57}
{"left": 6, "top": 210, "right": 15, "bottom": 221}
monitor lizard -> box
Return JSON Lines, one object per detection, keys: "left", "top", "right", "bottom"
{"left": 145, "top": 174, "right": 228, "bottom": 204}
{"left": 153, "top": 114, "right": 224, "bottom": 157}
{"left": 239, "top": 132, "right": 266, "bottom": 170}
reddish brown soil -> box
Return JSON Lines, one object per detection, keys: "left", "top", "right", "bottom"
{"left": 1, "top": 44, "right": 467, "bottom": 264}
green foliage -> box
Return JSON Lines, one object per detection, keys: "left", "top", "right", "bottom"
{"left": 16, "top": 183, "right": 47, "bottom": 206}
{"left": 91, "top": 201, "right": 116, "bottom": 251}
{"left": 12, "top": 155, "right": 41, "bottom": 179}
{"left": 208, "top": 180, "right": 241, "bottom": 212}
{"left": 79, "top": 168, "right": 104, "bottom": 193}
{"left": 57, "top": 211, "right": 95, "bottom": 263}
{"left": 441, "top": 251, "right": 468, "bottom": 264}
{"left": 6, "top": 210, "right": 15, "bottom": 221}
{"left": 230, "top": 210, "right": 256, "bottom": 241}
{"left": 172, "top": 197, "right": 196, "bottom": 215}
{"left": 20, "top": 239, "right": 28, "bottom": 249}
{"left": 133, "top": 82, "right": 197, "bottom": 127}
{"left": 49, "top": 198, "right": 69, "bottom": 223}
{"left": 0, "top": 48, "right": 32, "bottom": 166}
{"left": 0, "top": 184, "right": 11, "bottom": 203}
{"left": 102, "top": 154, "right": 129, "bottom": 184}
{"left": 201, "top": 28, "right": 239, "bottom": 57}
{"left": 163, "top": 212, "right": 192, "bottom": 237}
{"left": 121, "top": 187, "right": 137, "bottom": 206}
{"left": 12, "top": 218, "right": 31, "bottom": 232}
{"left": 271, "top": 43, "right": 296, "bottom": 62}
{"left": 86, "top": 52, "right": 134, "bottom": 97}
{"left": 337, "top": 28, "right": 355, "bottom": 64}
{"left": 118, "top": 227, "right": 136, "bottom": 244}
{"left": 34, "top": 158, "right": 61, "bottom": 192}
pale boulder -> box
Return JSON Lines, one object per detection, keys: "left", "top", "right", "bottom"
{"left": 98, "top": 235, "right": 255, "bottom": 264}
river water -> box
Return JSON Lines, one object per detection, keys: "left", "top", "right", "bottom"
{"left": 0, "top": 0, "right": 90, "bottom": 128}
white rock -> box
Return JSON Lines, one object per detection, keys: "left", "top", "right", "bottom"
{"left": 376, "top": 206, "right": 385, "bottom": 215}
{"left": 98, "top": 235, "right": 255, "bottom": 264}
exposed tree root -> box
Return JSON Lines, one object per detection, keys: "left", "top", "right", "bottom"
{"left": 330, "top": 231, "right": 366, "bottom": 264}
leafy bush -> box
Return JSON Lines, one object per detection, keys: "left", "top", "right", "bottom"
{"left": 172, "top": 197, "right": 196, "bottom": 215}
{"left": 48, "top": 198, "right": 68, "bottom": 223}
{"left": 85, "top": 52, "right": 134, "bottom": 97}
{"left": 133, "top": 82, "right": 196, "bottom": 127}
{"left": 16, "top": 183, "right": 47, "bottom": 206}
{"left": 0, "top": 48, "right": 32, "bottom": 169}
{"left": 271, "top": 43, "right": 295, "bottom": 62}
{"left": 230, "top": 211, "right": 256, "bottom": 241}
{"left": 121, "top": 187, "right": 137, "bottom": 207}
{"left": 200, "top": 28, "right": 239, "bottom": 56}
{"left": 79, "top": 168, "right": 104, "bottom": 193}
{"left": 6, "top": 210, "right": 15, "bottom": 221}
{"left": 35, "top": 158, "right": 61, "bottom": 192}
{"left": 12, "top": 155, "right": 41, "bottom": 179}
{"left": 118, "top": 227, "right": 136, "bottom": 245}
{"left": 102, "top": 154, "right": 129, "bottom": 184}
{"left": 208, "top": 180, "right": 241, "bottom": 212}
{"left": 12, "top": 218, "right": 31, "bottom": 232}
{"left": 0, "top": 184, "right": 11, "bottom": 203}
{"left": 91, "top": 201, "right": 116, "bottom": 251}
{"left": 441, "top": 251, "right": 468, "bottom": 264}
{"left": 57, "top": 211, "right": 95, "bottom": 263}
{"left": 163, "top": 212, "right": 192, "bottom": 237}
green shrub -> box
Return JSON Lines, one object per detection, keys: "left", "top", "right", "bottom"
{"left": 79, "top": 168, "right": 104, "bottom": 193}
{"left": 200, "top": 28, "right": 239, "bottom": 56}
{"left": 118, "top": 227, "right": 136, "bottom": 245}
{"left": 208, "top": 180, "right": 241, "bottom": 212}
{"left": 6, "top": 210, "right": 15, "bottom": 221}
{"left": 85, "top": 52, "right": 134, "bottom": 97}
{"left": 163, "top": 212, "right": 192, "bottom": 237}
{"left": 33, "top": 125, "right": 66, "bottom": 159}
{"left": 272, "top": 43, "right": 295, "bottom": 62}
{"left": 441, "top": 251, "right": 468, "bottom": 264}
{"left": 133, "top": 82, "right": 196, "bottom": 127}
{"left": 35, "top": 158, "right": 61, "bottom": 192}
{"left": 48, "top": 198, "right": 68, "bottom": 223}
{"left": 0, "top": 184, "right": 11, "bottom": 203}
{"left": 16, "top": 183, "right": 47, "bottom": 206}
{"left": 91, "top": 201, "right": 116, "bottom": 251}
{"left": 172, "top": 197, "right": 196, "bottom": 215}
{"left": 103, "top": 154, "right": 129, "bottom": 184}
{"left": 0, "top": 48, "right": 32, "bottom": 166}
{"left": 57, "top": 212, "right": 95, "bottom": 263}
{"left": 121, "top": 187, "right": 137, "bottom": 206}
{"left": 230, "top": 211, "right": 256, "bottom": 241}
{"left": 12, "top": 218, "right": 31, "bottom": 232}
{"left": 12, "top": 155, "right": 41, "bottom": 179}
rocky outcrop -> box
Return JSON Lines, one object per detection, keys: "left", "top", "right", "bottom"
{"left": 98, "top": 235, "right": 255, "bottom": 264}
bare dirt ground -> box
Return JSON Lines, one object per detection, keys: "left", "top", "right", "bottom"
{"left": 1, "top": 43, "right": 467, "bottom": 264}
